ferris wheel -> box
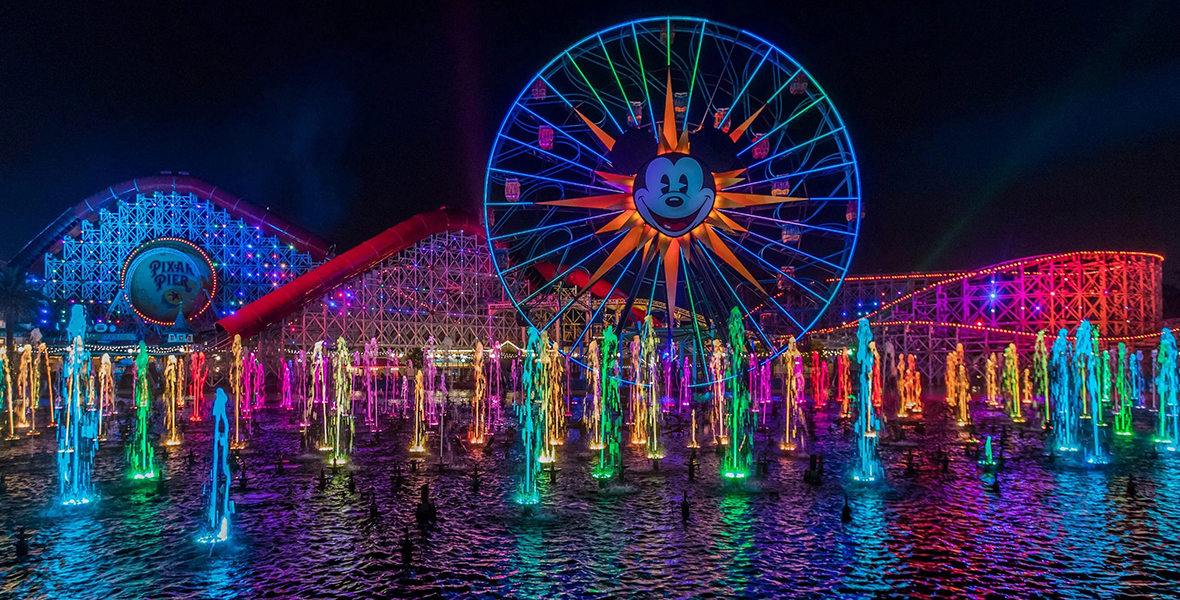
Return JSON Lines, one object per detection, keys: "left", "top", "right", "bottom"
{"left": 484, "top": 17, "right": 861, "bottom": 382}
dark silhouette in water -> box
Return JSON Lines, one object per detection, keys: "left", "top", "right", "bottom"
{"left": 186, "top": 449, "right": 197, "bottom": 467}
{"left": 238, "top": 462, "right": 248, "bottom": 492}
{"left": 318, "top": 468, "right": 327, "bottom": 490}
{"left": 841, "top": 496, "right": 852, "bottom": 523}
{"left": 990, "top": 472, "right": 1001, "bottom": 494}
{"left": 803, "top": 454, "right": 824, "bottom": 485}
{"left": 348, "top": 473, "right": 356, "bottom": 494}
{"left": 369, "top": 493, "right": 379, "bottom": 520}
{"left": 400, "top": 528, "right": 413, "bottom": 564}
{"left": 0, "top": 473, "right": 6, "bottom": 494}
{"left": 392, "top": 465, "right": 405, "bottom": 491}
{"left": 680, "top": 492, "right": 690, "bottom": 523}
{"left": 15, "top": 527, "right": 29, "bottom": 560}
{"left": 1126, "top": 475, "right": 1137, "bottom": 498}
{"left": 415, "top": 484, "right": 437, "bottom": 527}
{"left": 470, "top": 465, "right": 481, "bottom": 494}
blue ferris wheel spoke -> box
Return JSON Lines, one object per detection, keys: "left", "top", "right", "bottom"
{"left": 596, "top": 34, "right": 636, "bottom": 121}
{"left": 719, "top": 209, "right": 856, "bottom": 237}
{"left": 746, "top": 127, "right": 846, "bottom": 171}
{"left": 514, "top": 104, "right": 613, "bottom": 165}
{"left": 718, "top": 53, "right": 775, "bottom": 128}
{"left": 549, "top": 61, "right": 624, "bottom": 134}
{"left": 713, "top": 229, "right": 829, "bottom": 304}
{"left": 516, "top": 238, "right": 622, "bottom": 307}
{"left": 680, "top": 253, "right": 708, "bottom": 367}
{"left": 736, "top": 95, "right": 827, "bottom": 156}
{"left": 499, "top": 133, "right": 603, "bottom": 175}
{"left": 630, "top": 23, "right": 660, "bottom": 144}
{"left": 683, "top": 20, "right": 708, "bottom": 129}
{"left": 738, "top": 227, "right": 845, "bottom": 273}
{"left": 488, "top": 168, "right": 618, "bottom": 195}
{"left": 489, "top": 211, "right": 623, "bottom": 242}
{"left": 726, "top": 160, "right": 856, "bottom": 191}
{"left": 694, "top": 240, "right": 775, "bottom": 349}
{"left": 502, "top": 230, "right": 622, "bottom": 276}
{"left": 540, "top": 237, "right": 641, "bottom": 333}
{"left": 568, "top": 249, "right": 641, "bottom": 357}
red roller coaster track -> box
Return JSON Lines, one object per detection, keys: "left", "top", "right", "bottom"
{"left": 214, "top": 208, "right": 482, "bottom": 343}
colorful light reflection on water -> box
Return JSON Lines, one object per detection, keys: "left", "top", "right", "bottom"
{"left": 1, "top": 402, "right": 1179, "bottom": 598}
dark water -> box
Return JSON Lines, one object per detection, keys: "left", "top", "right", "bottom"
{"left": 2, "top": 400, "right": 1179, "bottom": 599}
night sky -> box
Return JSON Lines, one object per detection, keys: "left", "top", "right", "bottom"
{"left": 3, "top": 2, "right": 1179, "bottom": 283}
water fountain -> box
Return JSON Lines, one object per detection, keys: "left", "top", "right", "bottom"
{"left": 1034, "top": 331, "right": 1050, "bottom": 427}
{"left": 640, "top": 316, "right": 663, "bottom": 461}
{"left": 163, "top": 355, "right": 182, "bottom": 446}
{"left": 722, "top": 307, "right": 752, "bottom": 481}
{"left": 230, "top": 335, "right": 245, "bottom": 449}
{"left": 709, "top": 339, "right": 727, "bottom": 446}
{"left": 838, "top": 349, "right": 852, "bottom": 418}
{"left": 853, "top": 319, "right": 882, "bottom": 482}
{"left": 330, "top": 337, "right": 354, "bottom": 466}
{"left": 586, "top": 339, "right": 603, "bottom": 451}
{"left": 985, "top": 353, "right": 999, "bottom": 408}
{"left": 281, "top": 359, "right": 293, "bottom": 411}
{"left": 1115, "top": 343, "right": 1133, "bottom": 436}
{"left": 188, "top": 351, "right": 208, "bottom": 421}
{"left": 410, "top": 368, "right": 427, "bottom": 454}
{"left": 897, "top": 354, "right": 922, "bottom": 417}
{"left": 592, "top": 326, "right": 621, "bottom": 480}
{"left": 541, "top": 335, "right": 564, "bottom": 463}
{"left": 628, "top": 334, "right": 645, "bottom": 447}
{"left": 58, "top": 306, "right": 98, "bottom": 505}
{"left": 198, "top": 389, "right": 234, "bottom": 545}
{"left": 811, "top": 351, "right": 829, "bottom": 408}
{"left": 128, "top": 341, "right": 155, "bottom": 479}
{"left": 780, "top": 336, "right": 804, "bottom": 451}
{"left": 363, "top": 338, "right": 378, "bottom": 430}
{"left": 1130, "top": 350, "right": 1144, "bottom": 409}
{"left": 307, "top": 341, "right": 329, "bottom": 447}
{"left": 1076, "top": 321, "right": 1107, "bottom": 464}
{"left": 517, "top": 327, "right": 544, "bottom": 504}
{"left": 470, "top": 341, "right": 487, "bottom": 444}
{"left": 1050, "top": 328, "right": 1077, "bottom": 451}
{"left": 1155, "top": 328, "right": 1178, "bottom": 450}
{"left": 1003, "top": 343, "right": 1025, "bottom": 423}
{"left": 979, "top": 435, "right": 996, "bottom": 467}
{"left": 2, "top": 350, "right": 13, "bottom": 440}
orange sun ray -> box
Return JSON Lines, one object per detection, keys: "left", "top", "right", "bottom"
{"left": 596, "top": 210, "right": 643, "bottom": 234}
{"left": 699, "top": 225, "right": 766, "bottom": 294}
{"left": 728, "top": 104, "right": 767, "bottom": 143}
{"left": 595, "top": 171, "right": 635, "bottom": 192}
{"left": 573, "top": 108, "right": 616, "bottom": 151}
{"left": 706, "top": 211, "right": 747, "bottom": 233}
{"left": 586, "top": 227, "right": 646, "bottom": 286}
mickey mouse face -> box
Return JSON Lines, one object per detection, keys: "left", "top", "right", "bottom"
{"left": 632, "top": 153, "right": 716, "bottom": 237}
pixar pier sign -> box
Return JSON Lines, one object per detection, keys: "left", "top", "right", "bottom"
{"left": 121, "top": 238, "right": 217, "bottom": 325}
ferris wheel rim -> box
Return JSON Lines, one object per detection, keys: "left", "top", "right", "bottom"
{"left": 483, "top": 16, "right": 862, "bottom": 386}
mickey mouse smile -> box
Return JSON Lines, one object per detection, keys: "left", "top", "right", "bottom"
{"left": 632, "top": 153, "right": 716, "bottom": 238}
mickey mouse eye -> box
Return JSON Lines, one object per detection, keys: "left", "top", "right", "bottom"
{"left": 660, "top": 174, "right": 671, "bottom": 195}
{"left": 677, "top": 173, "right": 689, "bottom": 193}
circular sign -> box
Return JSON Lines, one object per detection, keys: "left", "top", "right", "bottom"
{"left": 121, "top": 238, "right": 217, "bottom": 325}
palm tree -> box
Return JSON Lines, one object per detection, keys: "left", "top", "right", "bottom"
{"left": 0, "top": 266, "right": 43, "bottom": 363}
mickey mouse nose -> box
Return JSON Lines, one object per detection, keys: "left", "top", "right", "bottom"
{"left": 664, "top": 195, "right": 685, "bottom": 208}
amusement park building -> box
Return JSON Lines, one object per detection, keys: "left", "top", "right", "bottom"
{"left": 809, "top": 250, "right": 1164, "bottom": 378}
{"left": 12, "top": 175, "right": 329, "bottom": 346}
